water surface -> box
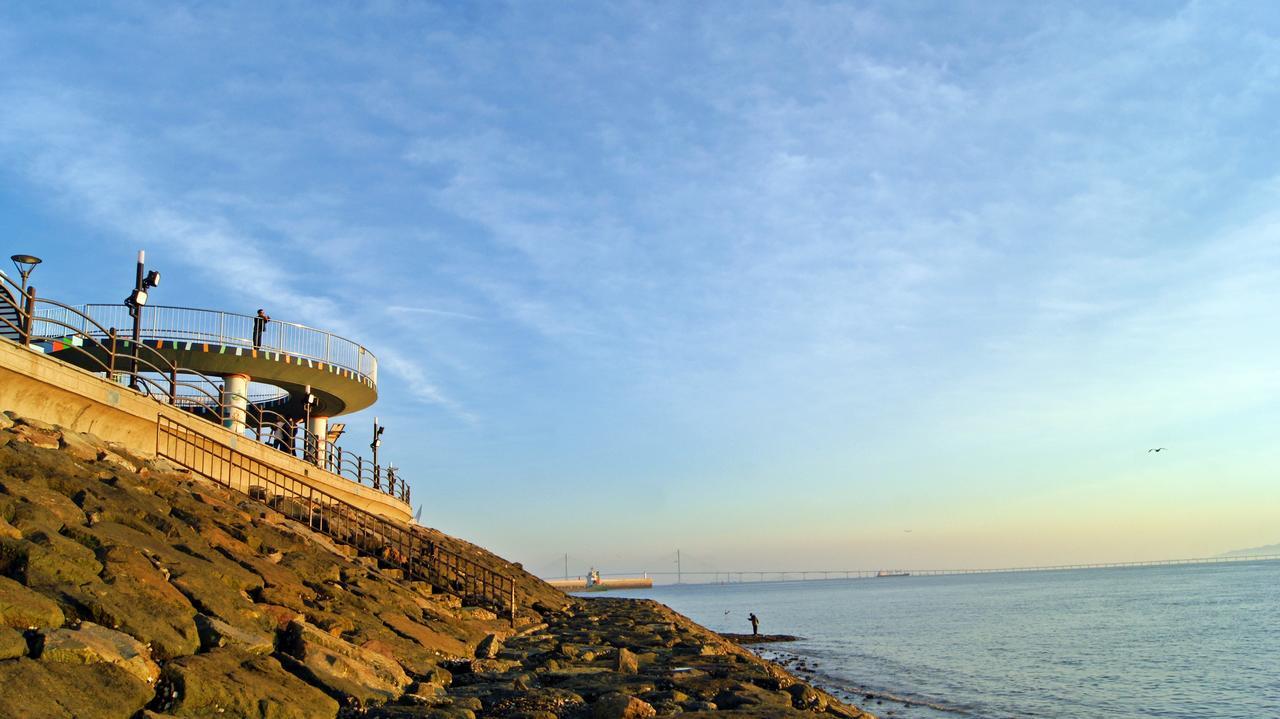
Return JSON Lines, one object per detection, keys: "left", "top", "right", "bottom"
{"left": 609, "top": 561, "right": 1279, "bottom": 718}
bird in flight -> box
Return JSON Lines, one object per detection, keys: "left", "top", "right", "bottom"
{"left": 1148, "top": 448, "right": 1167, "bottom": 453}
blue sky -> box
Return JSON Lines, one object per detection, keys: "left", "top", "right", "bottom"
{"left": 3, "top": 1, "right": 1280, "bottom": 578}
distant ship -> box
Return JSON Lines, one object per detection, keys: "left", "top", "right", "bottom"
{"left": 876, "top": 570, "right": 910, "bottom": 578}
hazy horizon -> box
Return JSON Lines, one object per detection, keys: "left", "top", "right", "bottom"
{"left": 4, "top": 2, "right": 1280, "bottom": 574}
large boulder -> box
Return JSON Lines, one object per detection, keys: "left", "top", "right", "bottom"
{"left": 592, "top": 692, "right": 657, "bottom": 719}
{"left": 5, "top": 485, "right": 86, "bottom": 534}
{"left": 0, "top": 575, "right": 64, "bottom": 629}
{"left": 475, "top": 632, "right": 503, "bottom": 659}
{"left": 0, "top": 626, "right": 27, "bottom": 659}
{"left": 155, "top": 647, "right": 338, "bottom": 719}
{"left": 39, "top": 622, "right": 161, "bottom": 685}
{"left": 22, "top": 531, "right": 102, "bottom": 588}
{"left": 712, "top": 682, "right": 795, "bottom": 710}
{"left": 615, "top": 647, "right": 639, "bottom": 674}
{"left": 58, "top": 432, "right": 102, "bottom": 463}
{"left": 194, "top": 613, "right": 273, "bottom": 655}
{"left": 0, "top": 657, "right": 153, "bottom": 719}
{"left": 61, "top": 546, "right": 201, "bottom": 660}
{"left": 8, "top": 422, "right": 60, "bottom": 450}
{"left": 280, "top": 619, "right": 412, "bottom": 705}
{"left": 0, "top": 515, "right": 20, "bottom": 541}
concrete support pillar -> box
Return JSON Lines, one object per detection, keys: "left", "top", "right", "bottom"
{"left": 307, "top": 415, "right": 329, "bottom": 469}
{"left": 222, "top": 373, "right": 250, "bottom": 434}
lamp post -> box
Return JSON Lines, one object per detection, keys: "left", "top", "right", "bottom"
{"left": 302, "top": 385, "right": 317, "bottom": 464}
{"left": 371, "top": 417, "right": 386, "bottom": 490}
{"left": 9, "top": 254, "right": 41, "bottom": 295}
{"left": 123, "top": 250, "right": 161, "bottom": 390}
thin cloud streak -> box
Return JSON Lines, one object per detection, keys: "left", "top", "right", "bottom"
{"left": 0, "top": 82, "right": 465, "bottom": 418}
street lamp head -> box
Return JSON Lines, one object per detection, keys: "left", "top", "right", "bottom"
{"left": 125, "top": 288, "right": 149, "bottom": 308}
{"left": 144, "top": 270, "right": 161, "bottom": 289}
{"left": 10, "top": 254, "right": 41, "bottom": 278}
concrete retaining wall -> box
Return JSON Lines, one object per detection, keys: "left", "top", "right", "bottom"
{"left": 0, "top": 340, "right": 412, "bottom": 523}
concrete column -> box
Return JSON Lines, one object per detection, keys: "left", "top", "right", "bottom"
{"left": 222, "top": 373, "right": 250, "bottom": 434}
{"left": 307, "top": 415, "right": 329, "bottom": 469}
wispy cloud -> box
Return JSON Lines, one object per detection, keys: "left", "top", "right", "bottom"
{"left": 0, "top": 80, "right": 463, "bottom": 417}
{"left": 386, "top": 306, "right": 484, "bottom": 321}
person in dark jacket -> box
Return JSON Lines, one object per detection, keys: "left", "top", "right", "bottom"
{"left": 748, "top": 612, "right": 760, "bottom": 636}
{"left": 252, "top": 309, "right": 270, "bottom": 349}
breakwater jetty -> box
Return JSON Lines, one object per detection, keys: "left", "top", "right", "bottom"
{"left": 546, "top": 577, "right": 654, "bottom": 591}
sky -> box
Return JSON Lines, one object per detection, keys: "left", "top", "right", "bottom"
{"left": 3, "top": 1, "right": 1280, "bottom": 580}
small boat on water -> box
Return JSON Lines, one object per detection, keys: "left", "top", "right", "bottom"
{"left": 876, "top": 570, "right": 910, "bottom": 578}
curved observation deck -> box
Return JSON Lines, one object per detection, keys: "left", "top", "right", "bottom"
{"left": 37, "top": 304, "right": 377, "bottom": 417}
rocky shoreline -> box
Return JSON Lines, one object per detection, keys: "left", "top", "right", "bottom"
{"left": 719, "top": 634, "right": 802, "bottom": 645}
{"left": 0, "top": 410, "right": 875, "bottom": 718}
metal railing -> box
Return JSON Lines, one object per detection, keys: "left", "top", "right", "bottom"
{"left": 48, "top": 304, "right": 377, "bottom": 384}
{"left": 157, "top": 417, "right": 514, "bottom": 624}
{"left": 2, "top": 277, "right": 406, "bottom": 503}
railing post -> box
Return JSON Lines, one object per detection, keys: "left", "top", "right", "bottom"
{"left": 20, "top": 286, "right": 35, "bottom": 345}
{"left": 107, "top": 328, "right": 118, "bottom": 377}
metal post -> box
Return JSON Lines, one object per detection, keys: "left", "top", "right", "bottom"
{"left": 371, "top": 417, "right": 380, "bottom": 475}
{"left": 128, "top": 252, "right": 145, "bottom": 390}
{"left": 107, "top": 328, "right": 118, "bottom": 376}
{"left": 19, "top": 286, "right": 35, "bottom": 345}
{"left": 169, "top": 366, "right": 178, "bottom": 403}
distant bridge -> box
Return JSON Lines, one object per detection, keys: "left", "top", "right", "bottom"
{"left": 602, "top": 553, "right": 1280, "bottom": 585}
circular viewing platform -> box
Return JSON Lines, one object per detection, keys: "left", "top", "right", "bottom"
{"left": 37, "top": 304, "right": 377, "bottom": 417}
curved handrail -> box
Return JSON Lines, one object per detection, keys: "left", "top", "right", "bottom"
{"left": 45, "top": 304, "right": 378, "bottom": 384}
{"left": 172, "top": 383, "right": 289, "bottom": 409}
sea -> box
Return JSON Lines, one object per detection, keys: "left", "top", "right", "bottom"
{"left": 607, "top": 560, "right": 1280, "bottom": 719}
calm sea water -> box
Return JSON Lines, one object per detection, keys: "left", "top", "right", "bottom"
{"left": 607, "top": 561, "right": 1280, "bottom": 719}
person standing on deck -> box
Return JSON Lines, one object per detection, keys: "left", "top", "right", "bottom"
{"left": 272, "top": 418, "right": 292, "bottom": 453}
{"left": 252, "top": 309, "right": 271, "bottom": 349}
{"left": 748, "top": 613, "right": 759, "bottom": 636}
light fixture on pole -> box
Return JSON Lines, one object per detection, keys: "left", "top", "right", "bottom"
{"left": 9, "top": 254, "right": 42, "bottom": 294}
{"left": 371, "top": 417, "right": 386, "bottom": 487}
{"left": 124, "top": 250, "right": 160, "bottom": 390}
{"left": 303, "top": 385, "right": 318, "bottom": 463}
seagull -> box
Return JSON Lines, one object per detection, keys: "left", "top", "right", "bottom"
{"left": 1148, "top": 448, "right": 1167, "bottom": 453}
